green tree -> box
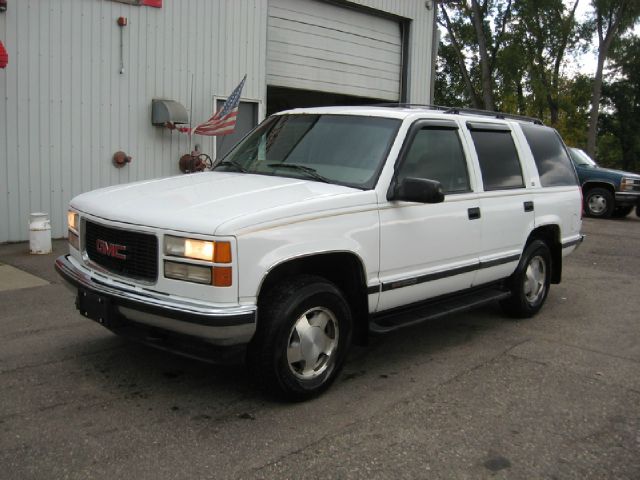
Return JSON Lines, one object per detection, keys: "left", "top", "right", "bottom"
{"left": 586, "top": 0, "right": 640, "bottom": 158}
{"left": 514, "top": 0, "right": 586, "bottom": 126}
{"left": 437, "top": 0, "right": 514, "bottom": 110}
{"left": 598, "top": 36, "right": 640, "bottom": 172}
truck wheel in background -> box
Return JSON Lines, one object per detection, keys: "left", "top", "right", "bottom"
{"left": 584, "top": 188, "right": 614, "bottom": 218}
{"left": 612, "top": 206, "right": 633, "bottom": 218}
{"left": 247, "top": 275, "right": 353, "bottom": 401}
{"left": 500, "top": 240, "right": 551, "bottom": 318}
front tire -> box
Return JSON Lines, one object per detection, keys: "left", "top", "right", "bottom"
{"left": 584, "top": 187, "right": 614, "bottom": 218}
{"left": 247, "top": 275, "right": 353, "bottom": 401}
{"left": 500, "top": 239, "right": 551, "bottom": 318}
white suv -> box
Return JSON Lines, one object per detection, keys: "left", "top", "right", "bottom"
{"left": 56, "top": 106, "right": 584, "bottom": 400}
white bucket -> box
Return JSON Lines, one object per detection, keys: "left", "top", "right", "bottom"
{"left": 29, "top": 212, "right": 52, "bottom": 254}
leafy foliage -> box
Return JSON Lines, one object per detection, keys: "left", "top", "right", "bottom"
{"left": 599, "top": 36, "right": 640, "bottom": 171}
{"left": 435, "top": 0, "right": 640, "bottom": 171}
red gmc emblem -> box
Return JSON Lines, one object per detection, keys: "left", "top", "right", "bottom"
{"left": 96, "top": 239, "right": 128, "bottom": 260}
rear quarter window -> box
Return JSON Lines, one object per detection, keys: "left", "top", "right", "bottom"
{"left": 520, "top": 125, "right": 578, "bottom": 187}
{"left": 469, "top": 126, "right": 525, "bottom": 191}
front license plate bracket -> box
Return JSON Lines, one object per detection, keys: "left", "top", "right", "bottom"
{"left": 76, "top": 290, "right": 115, "bottom": 326}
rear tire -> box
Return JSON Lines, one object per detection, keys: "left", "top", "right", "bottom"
{"left": 500, "top": 240, "right": 551, "bottom": 318}
{"left": 584, "top": 187, "right": 614, "bottom": 218}
{"left": 247, "top": 275, "right": 353, "bottom": 401}
{"left": 612, "top": 206, "right": 633, "bottom": 218}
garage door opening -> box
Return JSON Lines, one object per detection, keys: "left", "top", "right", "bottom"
{"left": 267, "top": 86, "right": 388, "bottom": 116}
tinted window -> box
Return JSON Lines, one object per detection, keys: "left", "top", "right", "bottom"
{"left": 568, "top": 147, "right": 597, "bottom": 167}
{"left": 220, "top": 114, "right": 400, "bottom": 189}
{"left": 521, "top": 125, "right": 578, "bottom": 186}
{"left": 470, "top": 129, "right": 524, "bottom": 190}
{"left": 397, "top": 127, "right": 470, "bottom": 193}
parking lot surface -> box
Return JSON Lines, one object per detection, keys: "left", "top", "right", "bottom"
{"left": 1, "top": 217, "right": 639, "bottom": 479}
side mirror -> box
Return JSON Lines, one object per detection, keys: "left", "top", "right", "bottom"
{"left": 390, "top": 177, "right": 445, "bottom": 203}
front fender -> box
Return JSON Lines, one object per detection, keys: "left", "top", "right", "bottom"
{"left": 235, "top": 208, "right": 380, "bottom": 302}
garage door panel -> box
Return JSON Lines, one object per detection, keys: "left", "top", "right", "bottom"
{"left": 268, "top": 24, "right": 401, "bottom": 70}
{"left": 268, "top": 49, "right": 399, "bottom": 82}
{"left": 267, "top": 75, "right": 399, "bottom": 101}
{"left": 268, "top": 16, "right": 401, "bottom": 57}
{"left": 269, "top": 58, "right": 400, "bottom": 90}
{"left": 269, "top": 4, "right": 400, "bottom": 46}
{"left": 268, "top": 62, "right": 400, "bottom": 95}
{"left": 268, "top": 0, "right": 402, "bottom": 100}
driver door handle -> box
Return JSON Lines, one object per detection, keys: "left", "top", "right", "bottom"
{"left": 468, "top": 207, "right": 481, "bottom": 220}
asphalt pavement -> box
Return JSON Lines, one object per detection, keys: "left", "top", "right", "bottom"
{"left": 1, "top": 216, "right": 639, "bottom": 479}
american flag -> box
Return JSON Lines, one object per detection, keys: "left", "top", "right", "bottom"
{"left": 193, "top": 75, "right": 247, "bottom": 136}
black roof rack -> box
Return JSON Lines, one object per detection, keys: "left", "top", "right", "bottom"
{"left": 443, "top": 107, "right": 544, "bottom": 125}
{"left": 370, "top": 103, "right": 544, "bottom": 125}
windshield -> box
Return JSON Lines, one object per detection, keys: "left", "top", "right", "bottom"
{"left": 214, "top": 114, "right": 401, "bottom": 189}
{"left": 569, "top": 148, "right": 597, "bottom": 167}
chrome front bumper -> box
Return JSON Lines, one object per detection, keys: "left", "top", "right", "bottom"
{"left": 55, "top": 255, "right": 257, "bottom": 347}
{"left": 615, "top": 192, "right": 640, "bottom": 205}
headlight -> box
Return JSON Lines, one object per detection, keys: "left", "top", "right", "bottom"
{"left": 164, "top": 236, "right": 231, "bottom": 263}
{"left": 621, "top": 177, "right": 639, "bottom": 191}
{"left": 67, "top": 211, "right": 79, "bottom": 231}
{"left": 164, "top": 261, "right": 212, "bottom": 285}
{"left": 165, "top": 236, "right": 214, "bottom": 261}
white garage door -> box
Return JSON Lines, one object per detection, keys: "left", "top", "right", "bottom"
{"left": 267, "top": 0, "right": 403, "bottom": 101}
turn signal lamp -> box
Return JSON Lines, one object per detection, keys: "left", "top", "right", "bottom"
{"left": 67, "top": 211, "right": 79, "bottom": 231}
{"left": 213, "top": 267, "right": 232, "bottom": 287}
{"left": 214, "top": 242, "right": 232, "bottom": 263}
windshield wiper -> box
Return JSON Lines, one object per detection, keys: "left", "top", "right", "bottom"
{"left": 267, "top": 163, "right": 330, "bottom": 183}
{"left": 214, "top": 159, "right": 247, "bottom": 173}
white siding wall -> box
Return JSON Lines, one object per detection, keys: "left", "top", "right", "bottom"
{"left": 0, "top": 0, "right": 268, "bottom": 242}
{"left": 0, "top": 0, "right": 434, "bottom": 242}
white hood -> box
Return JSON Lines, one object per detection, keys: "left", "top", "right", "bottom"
{"left": 71, "top": 172, "right": 373, "bottom": 235}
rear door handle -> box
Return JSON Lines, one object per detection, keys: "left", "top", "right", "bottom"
{"left": 524, "top": 201, "right": 534, "bottom": 212}
{"left": 468, "top": 207, "right": 481, "bottom": 220}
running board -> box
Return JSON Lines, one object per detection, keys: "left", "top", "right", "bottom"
{"left": 369, "top": 286, "right": 511, "bottom": 334}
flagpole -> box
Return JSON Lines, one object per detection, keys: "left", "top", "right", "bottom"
{"left": 217, "top": 134, "right": 227, "bottom": 159}
{"left": 188, "top": 72, "right": 194, "bottom": 153}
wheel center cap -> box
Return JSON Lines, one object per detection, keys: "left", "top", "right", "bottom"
{"left": 300, "top": 326, "right": 325, "bottom": 358}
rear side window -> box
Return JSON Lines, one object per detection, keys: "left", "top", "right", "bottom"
{"left": 521, "top": 125, "right": 578, "bottom": 187}
{"left": 469, "top": 126, "right": 524, "bottom": 190}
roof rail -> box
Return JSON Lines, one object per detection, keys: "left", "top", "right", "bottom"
{"left": 443, "top": 107, "right": 544, "bottom": 125}
{"left": 370, "top": 103, "right": 449, "bottom": 111}
{"left": 369, "top": 103, "right": 544, "bottom": 125}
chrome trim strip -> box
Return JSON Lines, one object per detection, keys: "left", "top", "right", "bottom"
{"left": 562, "top": 235, "right": 585, "bottom": 249}
{"left": 380, "top": 253, "right": 521, "bottom": 293}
